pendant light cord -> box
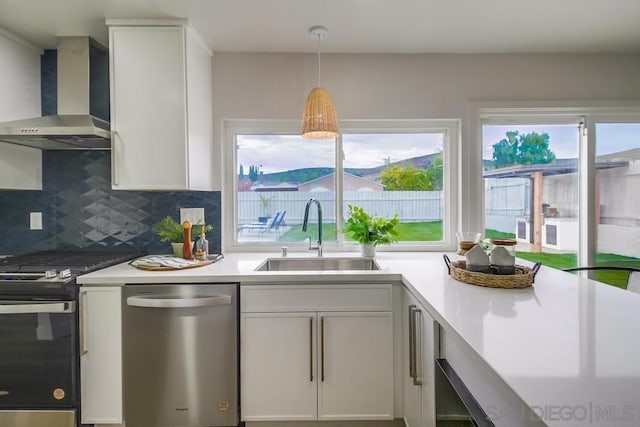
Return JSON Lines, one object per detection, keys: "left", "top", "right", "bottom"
{"left": 317, "top": 36, "right": 322, "bottom": 87}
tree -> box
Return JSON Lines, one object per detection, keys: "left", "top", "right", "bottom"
{"left": 380, "top": 164, "right": 430, "bottom": 190}
{"left": 491, "top": 131, "right": 556, "bottom": 168}
{"left": 248, "top": 165, "right": 259, "bottom": 182}
{"left": 380, "top": 154, "right": 444, "bottom": 191}
{"left": 239, "top": 164, "right": 245, "bottom": 179}
{"left": 424, "top": 154, "right": 443, "bottom": 191}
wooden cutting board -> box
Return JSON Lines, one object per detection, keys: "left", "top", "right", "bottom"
{"left": 131, "top": 254, "right": 223, "bottom": 271}
{"left": 133, "top": 259, "right": 215, "bottom": 271}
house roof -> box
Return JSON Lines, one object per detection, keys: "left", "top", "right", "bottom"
{"left": 299, "top": 171, "right": 383, "bottom": 188}
{"left": 483, "top": 160, "right": 629, "bottom": 179}
{"left": 250, "top": 183, "right": 298, "bottom": 192}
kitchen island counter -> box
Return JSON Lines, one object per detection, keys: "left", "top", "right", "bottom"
{"left": 77, "top": 252, "right": 640, "bottom": 426}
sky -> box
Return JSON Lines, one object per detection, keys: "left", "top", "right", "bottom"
{"left": 482, "top": 123, "right": 640, "bottom": 160}
{"left": 237, "top": 133, "right": 444, "bottom": 174}
{"left": 236, "top": 124, "right": 639, "bottom": 174}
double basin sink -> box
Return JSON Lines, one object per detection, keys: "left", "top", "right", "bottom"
{"left": 255, "top": 257, "right": 380, "bottom": 272}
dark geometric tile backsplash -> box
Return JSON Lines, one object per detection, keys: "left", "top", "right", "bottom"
{"left": 0, "top": 150, "right": 221, "bottom": 255}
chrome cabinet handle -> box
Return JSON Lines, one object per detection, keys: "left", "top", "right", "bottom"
{"left": 407, "top": 304, "right": 416, "bottom": 378}
{"left": 112, "top": 131, "right": 119, "bottom": 186}
{"left": 79, "top": 291, "right": 88, "bottom": 356}
{"left": 321, "top": 316, "right": 325, "bottom": 382}
{"left": 408, "top": 304, "right": 416, "bottom": 380}
{"left": 409, "top": 304, "right": 423, "bottom": 386}
{"left": 310, "top": 316, "right": 314, "bottom": 382}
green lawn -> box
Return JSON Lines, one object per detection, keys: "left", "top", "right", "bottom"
{"left": 279, "top": 221, "right": 443, "bottom": 242}
{"left": 393, "top": 221, "right": 443, "bottom": 241}
{"left": 516, "top": 251, "right": 640, "bottom": 289}
{"left": 485, "top": 229, "right": 516, "bottom": 239}
{"left": 278, "top": 223, "right": 338, "bottom": 242}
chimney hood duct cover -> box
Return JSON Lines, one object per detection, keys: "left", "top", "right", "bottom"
{"left": 0, "top": 37, "right": 110, "bottom": 150}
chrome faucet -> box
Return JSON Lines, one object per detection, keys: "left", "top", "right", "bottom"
{"left": 302, "top": 198, "right": 323, "bottom": 256}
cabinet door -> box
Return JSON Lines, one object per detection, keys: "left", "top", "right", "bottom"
{"left": 109, "top": 26, "right": 188, "bottom": 190}
{"left": 80, "top": 287, "right": 123, "bottom": 424}
{"left": 418, "top": 302, "right": 437, "bottom": 427}
{"left": 318, "top": 311, "right": 394, "bottom": 420}
{"left": 241, "top": 313, "right": 317, "bottom": 421}
{"left": 404, "top": 290, "right": 437, "bottom": 427}
{"left": 404, "top": 292, "right": 422, "bottom": 427}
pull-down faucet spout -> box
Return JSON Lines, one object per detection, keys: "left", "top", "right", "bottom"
{"left": 302, "top": 198, "right": 323, "bottom": 256}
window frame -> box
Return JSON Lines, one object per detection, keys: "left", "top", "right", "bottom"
{"left": 473, "top": 102, "right": 640, "bottom": 267}
{"left": 222, "top": 119, "right": 460, "bottom": 253}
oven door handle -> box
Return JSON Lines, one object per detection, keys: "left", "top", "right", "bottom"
{"left": 0, "top": 301, "right": 76, "bottom": 314}
{"left": 127, "top": 295, "right": 231, "bottom": 309}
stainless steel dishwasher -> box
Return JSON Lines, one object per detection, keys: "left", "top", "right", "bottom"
{"left": 123, "top": 283, "right": 238, "bottom": 427}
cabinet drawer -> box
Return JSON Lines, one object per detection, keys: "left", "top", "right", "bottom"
{"left": 241, "top": 284, "right": 393, "bottom": 312}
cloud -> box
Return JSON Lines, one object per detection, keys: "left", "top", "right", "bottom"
{"left": 237, "top": 133, "right": 444, "bottom": 173}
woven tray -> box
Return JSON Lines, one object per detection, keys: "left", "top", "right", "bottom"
{"left": 443, "top": 254, "right": 541, "bottom": 289}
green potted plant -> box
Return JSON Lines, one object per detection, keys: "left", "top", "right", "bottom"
{"left": 152, "top": 216, "right": 213, "bottom": 256}
{"left": 343, "top": 204, "right": 400, "bottom": 256}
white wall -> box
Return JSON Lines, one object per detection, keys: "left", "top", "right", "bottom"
{"left": 211, "top": 52, "right": 640, "bottom": 228}
{"left": 0, "top": 29, "right": 43, "bottom": 190}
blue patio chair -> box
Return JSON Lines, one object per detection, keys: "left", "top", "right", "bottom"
{"left": 273, "top": 210, "right": 287, "bottom": 236}
{"left": 238, "top": 211, "right": 281, "bottom": 236}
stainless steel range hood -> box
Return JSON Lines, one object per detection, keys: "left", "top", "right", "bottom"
{"left": 0, "top": 37, "right": 110, "bottom": 150}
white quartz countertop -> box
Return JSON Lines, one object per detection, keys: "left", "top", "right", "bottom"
{"left": 77, "top": 251, "right": 640, "bottom": 426}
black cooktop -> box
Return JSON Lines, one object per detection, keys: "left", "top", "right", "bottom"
{"left": 0, "top": 249, "right": 146, "bottom": 275}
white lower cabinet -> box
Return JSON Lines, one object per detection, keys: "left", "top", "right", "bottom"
{"left": 403, "top": 289, "right": 437, "bottom": 427}
{"left": 318, "top": 311, "right": 394, "bottom": 420}
{"left": 241, "top": 284, "right": 394, "bottom": 422}
{"left": 242, "top": 312, "right": 317, "bottom": 420}
{"left": 79, "top": 286, "right": 123, "bottom": 424}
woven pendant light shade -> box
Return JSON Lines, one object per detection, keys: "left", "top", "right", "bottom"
{"left": 302, "top": 87, "right": 340, "bottom": 139}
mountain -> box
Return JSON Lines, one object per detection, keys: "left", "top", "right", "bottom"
{"left": 255, "top": 153, "right": 441, "bottom": 185}
{"left": 347, "top": 152, "right": 441, "bottom": 181}
{"left": 259, "top": 167, "right": 334, "bottom": 185}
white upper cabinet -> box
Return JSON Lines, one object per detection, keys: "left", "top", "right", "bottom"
{"left": 0, "top": 31, "right": 42, "bottom": 190}
{"left": 107, "top": 21, "right": 213, "bottom": 190}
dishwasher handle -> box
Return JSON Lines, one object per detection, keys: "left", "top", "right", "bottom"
{"left": 127, "top": 295, "right": 232, "bottom": 309}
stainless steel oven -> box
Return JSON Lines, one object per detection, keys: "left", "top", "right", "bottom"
{"left": 0, "top": 291, "right": 78, "bottom": 426}
{"left": 0, "top": 250, "right": 144, "bottom": 427}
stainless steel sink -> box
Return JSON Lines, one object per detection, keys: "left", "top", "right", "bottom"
{"left": 255, "top": 257, "right": 380, "bottom": 271}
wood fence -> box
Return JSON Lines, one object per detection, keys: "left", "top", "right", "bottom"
{"left": 238, "top": 191, "right": 443, "bottom": 225}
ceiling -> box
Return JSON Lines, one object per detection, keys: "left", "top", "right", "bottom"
{"left": 1, "top": 0, "right": 640, "bottom": 54}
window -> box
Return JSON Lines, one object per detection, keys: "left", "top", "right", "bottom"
{"left": 593, "top": 122, "right": 640, "bottom": 287}
{"left": 479, "top": 107, "right": 640, "bottom": 288}
{"left": 223, "top": 120, "right": 458, "bottom": 252}
{"left": 342, "top": 133, "right": 445, "bottom": 243}
{"left": 482, "top": 122, "right": 580, "bottom": 271}
{"left": 235, "top": 134, "right": 336, "bottom": 245}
